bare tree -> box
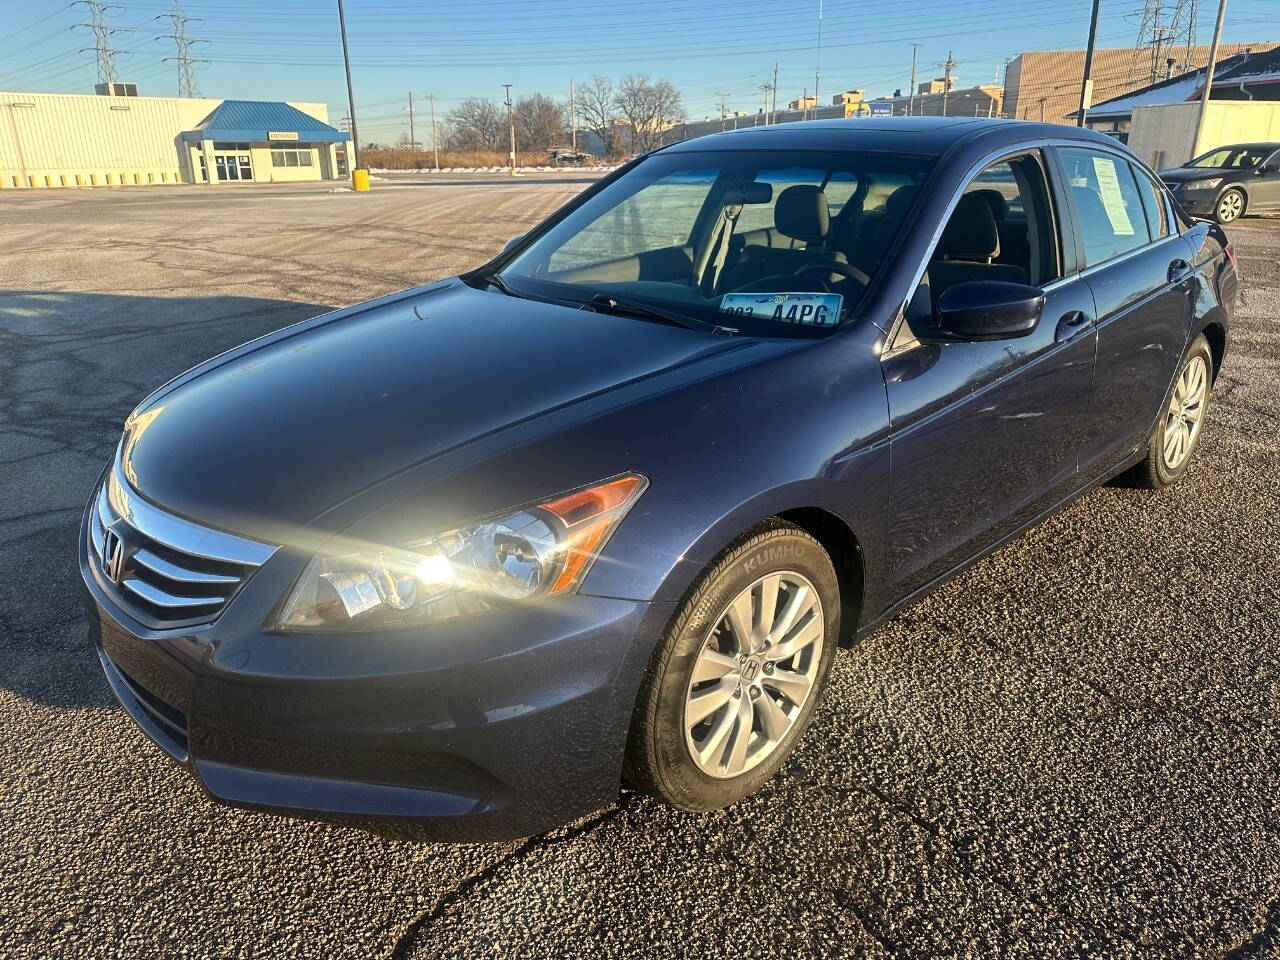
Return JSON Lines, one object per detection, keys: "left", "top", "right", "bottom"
{"left": 445, "top": 97, "right": 503, "bottom": 152}
{"left": 614, "top": 74, "right": 684, "bottom": 155}
{"left": 575, "top": 75, "right": 619, "bottom": 157}
{"left": 515, "top": 93, "right": 567, "bottom": 154}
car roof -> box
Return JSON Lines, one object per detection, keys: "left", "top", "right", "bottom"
{"left": 660, "top": 116, "right": 1130, "bottom": 157}
{"left": 1199, "top": 142, "right": 1280, "bottom": 151}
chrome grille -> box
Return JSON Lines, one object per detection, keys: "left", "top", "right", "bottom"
{"left": 88, "top": 454, "right": 277, "bottom": 628}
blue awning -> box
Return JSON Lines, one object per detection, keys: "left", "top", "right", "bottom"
{"left": 181, "top": 100, "right": 348, "bottom": 144}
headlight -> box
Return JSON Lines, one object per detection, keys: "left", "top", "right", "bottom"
{"left": 272, "top": 473, "right": 648, "bottom": 632}
{"left": 1184, "top": 177, "right": 1222, "bottom": 190}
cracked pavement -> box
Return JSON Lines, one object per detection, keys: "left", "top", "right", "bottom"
{"left": 1, "top": 182, "right": 1278, "bottom": 959}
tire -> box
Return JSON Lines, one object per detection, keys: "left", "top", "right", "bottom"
{"left": 624, "top": 521, "right": 840, "bottom": 811}
{"left": 1215, "top": 188, "right": 1245, "bottom": 224}
{"left": 1121, "top": 334, "right": 1213, "bottom": 489}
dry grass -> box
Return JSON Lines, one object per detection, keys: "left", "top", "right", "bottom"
{"left": 362, "top": 147, "right": 514, "bottom": 169}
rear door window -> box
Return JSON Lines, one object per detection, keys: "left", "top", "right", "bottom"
{"left": 1059, "top": 147, "right": 1152, "bottom": 266}
{"left": 733, "top": 167, "right": 826, "bottom": 235}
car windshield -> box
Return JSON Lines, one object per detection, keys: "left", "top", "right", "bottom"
{"left": 1189, "top": 146, "right": 1268, "bottom": 169}
{"left": 496, "top": 148, "right": 937, "bottom": 338}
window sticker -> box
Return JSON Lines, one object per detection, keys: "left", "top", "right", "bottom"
{"left": 719, "top": 292, "right": 843, "bottom": 326}
{"left": 1091, "top": 156, "right": 1135, "bottom": 237}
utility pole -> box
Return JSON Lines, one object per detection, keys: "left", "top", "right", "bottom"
{"left": 428, "top": 93, "right": 439, "bottom": 169}
{"left": 761, "top": 81, "right": 773, "bottom": 124}
{"left": 570, "top": 78, "right": 577, "bottom": 152}
{"left": 801, "top": 86, "right": 808, "bottom": 121}
{"left": 336, "top": 0, "right": 361, "bottom": 171}
{"left": 939, "top": 50, "right": 955, "bottom": 116}
{"left": 1192, "top": 0, "right": 1228, "bottom": 161}
{"left": 156, "top": 1, "right": 207, "bottom": 98}
{"left": 1077, "top": 0, "right": 1102, "bottom": 126}
{"left": 407, "top": 91, "right": 415, "bottom": 148}
{"left": 72, "top": 1, "right": 130, "bottom": 87}
{"left": 814, "top": 0, "right": 823, "bottom": 116}
{"left": 717, "top": 92, "right": 729, "bottom": 131}
{"left": 771, "top": 62, "right": 779, "bottom": 124}
{"left": 907, "top": 43, "right": 920, "bottom": 116}
{"left": 503, "top": 83, "right": 516, "bottom": 175}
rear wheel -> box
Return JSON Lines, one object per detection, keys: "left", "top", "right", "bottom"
{"left": 1122, "top": 334, "right": 1213, "bottom": 489}
{"left": 624, "top": 522, "right": 839, "bottom": 810}
{"left": 1215, "top": 188, "right": 1245, "bottom": 224}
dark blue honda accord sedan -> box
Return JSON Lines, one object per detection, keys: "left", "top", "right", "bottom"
{"left": 80, "top": 118, "right": 1236, "bottom": 840}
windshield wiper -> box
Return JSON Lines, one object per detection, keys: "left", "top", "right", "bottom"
{"left": 477, "top": 272, "right": 519, "bottom": 297}
{"left": 586, "top": 293, "right": 735, "bottom": 336}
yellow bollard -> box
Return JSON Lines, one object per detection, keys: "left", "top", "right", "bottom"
{"left": 352, "top": 167, "right": 370, "bottom": 192}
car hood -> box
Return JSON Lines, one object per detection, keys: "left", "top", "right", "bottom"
{"left": 1158, "top": 167, "right": 1229, "bottom": 184}
{"left": 121, "top": 280, "right": 753, "bottom": 538}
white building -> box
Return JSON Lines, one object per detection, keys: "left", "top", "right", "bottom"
{"left": 0, "top": 90, "right": 353, "bottom": 189}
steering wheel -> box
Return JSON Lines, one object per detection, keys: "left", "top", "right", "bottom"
{"left": 729, "top": 260, "right": 871, "bottom": 297}
{"left": 793, "top": 260, "right": 872, "bottom": 290}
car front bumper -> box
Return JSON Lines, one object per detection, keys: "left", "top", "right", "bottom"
{"left": 1170, "top": 187, "right": 1221, "bottom": 216}
{"left": 79, "top": 495, "right": 670, "bottom": 842}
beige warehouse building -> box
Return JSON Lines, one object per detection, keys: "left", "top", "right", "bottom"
{"left": 0, "top": 90, "right": 352, "bottom": 189}
{"left": 1004, "top": 43, "right": 1270, "bottom": 125}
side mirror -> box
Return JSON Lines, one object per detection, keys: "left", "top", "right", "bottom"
{"left": 932, "top": 280, "right": 1045, "bottom": 341}
{"left": 502, "top": 234, "right": 524, "bottom": 252}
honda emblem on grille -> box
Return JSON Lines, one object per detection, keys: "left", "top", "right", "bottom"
{"left": 102, "top": 525, "right": 126, "bottom": 584}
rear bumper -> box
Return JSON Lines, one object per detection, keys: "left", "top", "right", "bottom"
{"left": 80, "top": 498, "right": 670, "bottom": 842}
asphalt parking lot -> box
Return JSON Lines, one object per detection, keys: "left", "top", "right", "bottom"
{"left": 1, "top": 181, "right": 1278, "bottom": 959}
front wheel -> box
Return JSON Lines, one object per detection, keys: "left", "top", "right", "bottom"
{"left": 1215, "top": 188, "right": 1245, "bottom": 224}
{"left": 624, "top": 522, "right": 840, "bottom": 811}
{"left": 1122, "top": 334, "right": 1213, "bottom": 489}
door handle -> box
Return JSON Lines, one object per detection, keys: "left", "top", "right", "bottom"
{"left": 1168, "top": 258, "right": 1192, "bottom": 283}
{"left": 1054, "top": 310, "right": 1090, "bottom": 343}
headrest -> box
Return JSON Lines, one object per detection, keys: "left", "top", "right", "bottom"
{"left": 972, "top": 188, "right": 1009, "bottom": 221}
{"left": 884, "top": 185, "right": 918, "bottom": 218}
{"left": 937, "top": 193, "right": 1000, "bottom": 261}
{"left": 1072, "top": 185, "right": 1109, "bottom": 224}
{"left": 774, "top": 184, "right": 830, "bottom": 242}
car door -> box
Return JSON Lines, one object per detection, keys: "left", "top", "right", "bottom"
{"left": 1251, "top": 149, "right": 1280, "bottom": 210}
{"left": 880, "top": 149, "right": 1098, "bottom": 599}
{"left": 1056, "top": 146, "right": 1195, "bottom": 477}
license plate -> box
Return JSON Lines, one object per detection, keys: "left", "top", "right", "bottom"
{"left": 719, "top": 292, "right": 843, "bottom": 327}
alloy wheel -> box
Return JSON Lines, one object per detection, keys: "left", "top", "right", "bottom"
{"left": 1217, "top": 190, "right": 1243, "bottom": 222}
{"left": 1163, "top": 354, "right": 1208, "bottom": 470}
{"left": 683, "top": 571, "right": 824, "bottom": 779}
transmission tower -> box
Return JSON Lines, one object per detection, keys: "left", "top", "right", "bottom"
{"left": 72, "top": 1, "right": 131, "bottom": 86}
{"left": 1131, "top": 0, "right": 1201, "bottom": 84}
{"left": 156, "top": 0, "right": 209, "bottom": 97}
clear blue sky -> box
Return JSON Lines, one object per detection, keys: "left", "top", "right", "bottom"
{"left": 2, "top": 0, "right": 1276, "bottom": 143}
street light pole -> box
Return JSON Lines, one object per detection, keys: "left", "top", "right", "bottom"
{"left": 336, "top": 0, "right": 359, "bottom": 172}
{"left": 428, "top": 93, "right": 438, "bottom": 170}
{"left": 503, "top": 83, "right": 516, "bottom": 176}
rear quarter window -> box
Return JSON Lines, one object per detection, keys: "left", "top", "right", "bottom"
{"left": 1132, "top": 165, "right": 1170, "bottom": 239}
